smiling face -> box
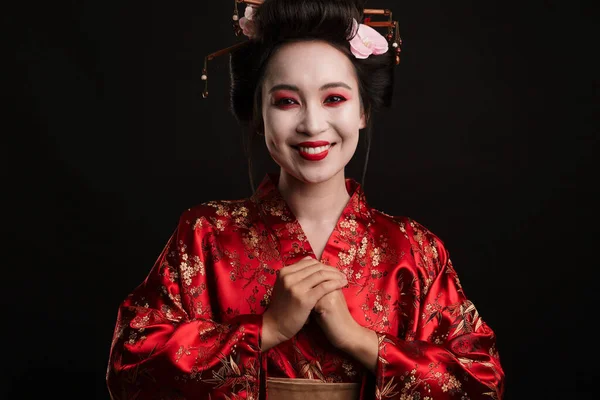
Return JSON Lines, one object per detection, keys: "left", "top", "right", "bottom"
{"left": 260, "top": 40, "right": 367, "bottom": 184}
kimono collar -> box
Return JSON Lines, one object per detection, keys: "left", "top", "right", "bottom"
{"left": 250, "top": 173, "right": 374, "bottom": 266}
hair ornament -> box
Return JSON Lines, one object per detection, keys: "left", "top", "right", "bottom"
{"left": 348, "top": 18, "right": 389, "bottom": 58}
{"left": 238, "top": 5, "right": 257, "bottom": 39}
{"left": 202, "top": 0, "right": 403, "bottom": 98}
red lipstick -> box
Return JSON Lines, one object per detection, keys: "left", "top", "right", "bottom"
{"left": 295, "top": 141, "right": 331, "bottom": 147}
{"left": 293, "top": 141, "right": 334, "bottom": 161}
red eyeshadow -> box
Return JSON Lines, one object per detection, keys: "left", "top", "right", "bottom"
{"left": 272, "top": 90, "right": 298, "bottom": 102}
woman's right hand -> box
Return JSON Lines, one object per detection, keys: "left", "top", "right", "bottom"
{"left": 261, "top": 256, "right": 348, "bottom": 351}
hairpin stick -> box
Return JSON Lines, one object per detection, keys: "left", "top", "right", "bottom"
{"left": 207, "top": 41, "right": 249, "bottom": 61}
{"left": 202, "top": 41, "right": 250, "bottom": 98}
{"left": 364, "top": 9, "right": 390, "bottom": 16}
{"left": 367, "top": 21, "right": 394, "bottom": 28}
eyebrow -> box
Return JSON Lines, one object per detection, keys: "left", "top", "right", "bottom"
{"left": 268, "top": 82, "right": 353, "bottom": 94}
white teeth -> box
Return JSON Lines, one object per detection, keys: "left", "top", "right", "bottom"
{"left": 298, "top": 144, "right": 331, "bottom": 154}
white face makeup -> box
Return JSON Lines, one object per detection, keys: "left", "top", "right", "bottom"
{"left": 261, "top": 40, "right": 367, "bottom": 184}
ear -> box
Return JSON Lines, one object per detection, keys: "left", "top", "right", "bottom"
{"left": 359, "top": 110, "right": 367, "bottom": 130}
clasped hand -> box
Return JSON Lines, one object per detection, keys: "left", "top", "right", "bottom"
{"left": 262, "top": 256, "right": 361, "bottom": 352}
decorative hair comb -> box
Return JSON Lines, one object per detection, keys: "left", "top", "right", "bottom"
{"left": 201, "top": 0, "right": 403, "bottom": 98}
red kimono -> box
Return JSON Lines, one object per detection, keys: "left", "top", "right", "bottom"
{"left": 106, "top": 173, "right": 504, "bottom": 399}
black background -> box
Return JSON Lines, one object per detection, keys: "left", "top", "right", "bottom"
{"left": 7, "top": 0, "right": 594, "bottom": 398}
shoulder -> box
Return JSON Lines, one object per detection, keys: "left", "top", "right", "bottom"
{"left": 176, "top": 196, "right": 255, "bottom": 234}
{"left": 370, "top": 209, "right": 445, "bottom": 246}
{"left": 370, "top": 209, "right": 450, "bottom": 269}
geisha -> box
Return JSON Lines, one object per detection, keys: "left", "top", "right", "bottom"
{"left": 106, "top": 1, "right": 505, "bottom": 399}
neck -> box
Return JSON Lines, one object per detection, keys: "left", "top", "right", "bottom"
{"left": 277, "top": 169, "right": 350, "bottom": 224}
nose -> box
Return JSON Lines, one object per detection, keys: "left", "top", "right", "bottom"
{"left": 296, "top": 101, "right": 328, "bottom": 136}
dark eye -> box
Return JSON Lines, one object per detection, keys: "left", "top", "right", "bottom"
{"left": 324, "top": 95, "right": 346, "bottom": 104}
{"left": 274, "top": 98, "right": 297, "bottom": 106}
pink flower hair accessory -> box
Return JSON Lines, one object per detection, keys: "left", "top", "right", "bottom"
{"left": 238, "top": 5, "right": 257, "bottom": 39}
{"left": 348, "top": 18, "right": 389, "bottom": 59}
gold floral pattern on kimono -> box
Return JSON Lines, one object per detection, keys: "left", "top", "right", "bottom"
{"left": 107, "top": 173, "right": 504, "bottom": 399}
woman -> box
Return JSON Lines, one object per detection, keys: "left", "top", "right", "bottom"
{"left": 106, "top": 1, "right": 505, "bottom": 399}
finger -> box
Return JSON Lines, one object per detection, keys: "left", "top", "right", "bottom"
{"left": 307, "top": 279, "right": 347, "bottom": 304}
{"left": 279, "top": 256, "right": 320, "bottom": 276}
{"left": 297, "top": 269, "right": 347, "bottom": 293}
{"left": 286, "top": 263, "right": 345, "bottom": 286}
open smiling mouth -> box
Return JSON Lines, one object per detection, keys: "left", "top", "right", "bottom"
{"left": 292, "top": 143, "right": 336, "bottom": 161}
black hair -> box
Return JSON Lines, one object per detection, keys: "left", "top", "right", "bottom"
{"left": 229, "top": 0, "right": 396, "bottom": 192}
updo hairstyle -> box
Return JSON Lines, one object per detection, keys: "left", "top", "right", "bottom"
{"left": 229, "top": 0, "right": 396, "bottom": 191}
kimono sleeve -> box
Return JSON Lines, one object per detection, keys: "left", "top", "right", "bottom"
{"left": 106, "top": 210, "right": 263, "bottom": 400}
{"left": 373, "top": 224, "right": 505, "bottom": 399}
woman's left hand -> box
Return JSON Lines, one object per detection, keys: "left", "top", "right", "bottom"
{"left": 313, "top": 287, "right": 361, "bottom": 351}
{"left": 313, "top": 287, "right": 379, "bottom": 372}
